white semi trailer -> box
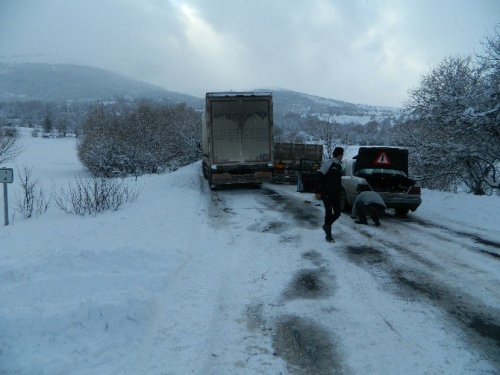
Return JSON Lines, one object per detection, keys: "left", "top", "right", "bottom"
{"left": 201, "top": 92, "right": 274, "bottom": 188}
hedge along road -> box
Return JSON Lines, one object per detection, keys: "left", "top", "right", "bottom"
{"left": 202, "top": 180, "right": 500, "bottom": 374}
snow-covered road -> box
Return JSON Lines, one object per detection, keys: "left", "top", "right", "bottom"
{"left": 1, "top": 130, "right": 499, "bottom": 374}
{"left": 204, "top": 182, "right": 500, "bottom": 374}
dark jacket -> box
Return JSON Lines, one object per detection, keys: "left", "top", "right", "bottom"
{"left": 315, "top": 158, "right": 343, "bottom": 196}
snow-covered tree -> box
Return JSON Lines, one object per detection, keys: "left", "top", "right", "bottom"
{"left": 42, "top": 111, "right": 53, "bottom": 136}
{"left": 393, "top": 28, "right": 500, "bottom": 195}
{"left": 56, "top": 118, "right": 68, "bottom": 137}
{"left": 470, "top": 26, "right": 500, "bottom": 193}
{"left": 308, "top": 120, "right": 340, "bottom": 157}
{"left": 78, "top": 102, "right": 201, "bottom": 177}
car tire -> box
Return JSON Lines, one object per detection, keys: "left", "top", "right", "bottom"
{"left": 395, "top": 208, "right": 409, "bottom": 216}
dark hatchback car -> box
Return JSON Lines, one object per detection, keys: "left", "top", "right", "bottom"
{"left": 297, "top": 146, "right": 422, "bottom": 216}
{"left": 341, "top": 147, "right": 422, "bottom": 215}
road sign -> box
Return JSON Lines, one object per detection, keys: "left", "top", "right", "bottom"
{"left": 1, "top": 168, "right": 14, "bottom": 183}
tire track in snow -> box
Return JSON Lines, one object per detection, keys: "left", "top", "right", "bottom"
{"left": 262, "top": 183, "right": 500, "bottom": 372}
{"left": 343, "top": 218, "right": 500, "bottom": 369}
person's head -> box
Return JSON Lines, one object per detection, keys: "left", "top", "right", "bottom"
{"left": 332, "top": 146, "right": 344, "bottom": 161}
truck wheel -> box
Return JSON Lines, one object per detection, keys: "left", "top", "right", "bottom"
{"left": 208, "top": 171, "right": 216, "bottom": 190}
{"left": 202, "top": 163, "right": 208, "bottom": 179}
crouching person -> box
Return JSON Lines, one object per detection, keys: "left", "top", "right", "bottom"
{"left": 352, "top": 191, "right": 386, "bottom": 226}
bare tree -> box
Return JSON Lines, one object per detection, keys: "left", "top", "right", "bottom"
{"left": 309, "top": 120, "right": 343, "bottom": 157}
{"left": 56, "top": 118, "right": 68, "bottom": 137}
{"left": 42, "top": 111, "right": 53, "bottom": 137}
{"left": 0, "top": 127, "right": 22, "bottom": 164}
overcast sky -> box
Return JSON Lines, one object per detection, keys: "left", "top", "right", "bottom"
{"left": 1, "top": 0, "right": 498, "bottom": 107}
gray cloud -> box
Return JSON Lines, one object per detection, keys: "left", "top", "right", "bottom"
{"left": 1, "top": 0, "right": 498, "bottom": 106}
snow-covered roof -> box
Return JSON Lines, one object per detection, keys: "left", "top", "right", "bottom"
{"left": 206, "top": 91, "right": 272, "bottom": 98}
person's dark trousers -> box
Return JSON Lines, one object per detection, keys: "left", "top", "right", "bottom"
{"left": 355, "top": 201, "right": 368, "bottom": 224}
{"left": 356, "top": 202, "right": 384, "bottom": 225}
{"left": 322, "top": 194, "right": 341, "bottom": 227}
{"left": 367, "top": 203, "right": 384, "bottom": 226}
{"left": 366, "top": 203, "right": 385, "bottom": 218}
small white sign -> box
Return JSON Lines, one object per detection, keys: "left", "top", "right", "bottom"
{"left": 0, "top": 168, "right": 13, "bottom": 183}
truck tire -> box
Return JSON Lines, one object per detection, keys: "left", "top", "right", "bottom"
{"left": 202, "top": 163, "right": 208, "bottom": 179}
{"left": 207, "top": 171, "right": 216, "bottom": 190}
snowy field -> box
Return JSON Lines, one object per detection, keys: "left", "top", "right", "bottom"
{"left": 1, "top": 128, "right": 499, "bottom": 374}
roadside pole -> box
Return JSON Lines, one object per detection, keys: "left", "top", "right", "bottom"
{"left": 1, "top": 168, "right": 14, "bottom": 226}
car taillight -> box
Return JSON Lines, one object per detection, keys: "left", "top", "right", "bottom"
{"left": 409, "top": 186, "right": 421, "bottom": 194}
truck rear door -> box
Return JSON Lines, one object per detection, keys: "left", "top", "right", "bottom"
{"left": 211, "top": 101, "right": 241, "bottom": 163}
{"left": 210, "top": 98, "right": 271, "bottom": 164}
{"left": 241, "top": 99, "right": 271, "bottom": 163}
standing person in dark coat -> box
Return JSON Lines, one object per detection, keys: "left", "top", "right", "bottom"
{"left": 315, "top": 146, "right": 344, "bottom": 242}
{"left": 351, "top": 190, "right": 386, "bottom": 226}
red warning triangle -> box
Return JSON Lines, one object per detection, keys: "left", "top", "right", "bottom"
{"left": 373, "top": 151, "right": 392, "bottom": 167}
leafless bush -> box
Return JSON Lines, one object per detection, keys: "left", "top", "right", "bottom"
{"left": 0, "top": 126, "right": 22, "bottom": 164}
{"left": 15, "top": 166, "right": 51, "bottom": 218}
{"left": 54, "top": 175, "right": 140, "bottom": 215}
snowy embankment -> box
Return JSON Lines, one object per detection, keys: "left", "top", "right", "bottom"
{"left": 0, "top": 128, "right": 499, "bottom": 374}
{"left": 1, "top": 129, "right": 289, "bottom": 373}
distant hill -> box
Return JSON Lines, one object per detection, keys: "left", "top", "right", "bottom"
{"left": 269, "top": 89, "right": 402, "bottom": 125}
{"left": 0, "top": 62, "right": 401, "bottom": 126}
{"left": 0, "top": 62, "right": 202, "bottom": 107}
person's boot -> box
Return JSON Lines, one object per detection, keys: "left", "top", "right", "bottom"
{"left": 322, "top": 224, "right": 334, "bottom": 242}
